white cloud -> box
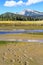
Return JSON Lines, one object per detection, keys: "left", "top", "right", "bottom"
{"left": 4, "top": 0, "right": 43, "bottom": 7}
{"left": 4, "top": 0, "right": 24, "bottom": 7}
{"left": 4, "top": 0, "right": 17, "bottom": 7}
{"left": 17, "top": 0, "right": 25, "bottom": 5}
{"left": 26, "top": 0, "right": 43, "bottom": 5}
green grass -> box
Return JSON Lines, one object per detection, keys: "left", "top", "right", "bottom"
{"left": 0, "top": 41, "right": 18, "bottom": 45}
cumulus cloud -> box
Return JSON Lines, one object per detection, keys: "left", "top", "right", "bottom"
{"left": 4, "top": 0, "right": 43, "bottom": 7}
{"left": 17, "top": 0, "right": 25, "bottom": 5}
{"left": 4, "top": 0, "right": 16, "bottom": 7}
{"left": 26, "top": 0, "right": 43, "bottom": 5}
{"left": 4, "top": 0, "right": 24, "bottom": 7}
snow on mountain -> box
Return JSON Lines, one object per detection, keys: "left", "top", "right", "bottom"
{"left": 19, "top": 9, "right": 43, "bottom": 17}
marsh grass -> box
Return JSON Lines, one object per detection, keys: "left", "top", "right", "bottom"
{"left": 27, "top": 32, "right": 43, "bottom": 35}
{"left": 0, "top": 21, "right": 43, "bottom": 30}
{"left": 0, "top": 41, "right": 19, "bottom": 45}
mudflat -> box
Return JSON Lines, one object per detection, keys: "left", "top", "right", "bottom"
{"left": 0, "top": 21, "right": 43, "bottom": 65}
{"left": 0, "top": 42, "right": 43, "bottom": 65}
{"left": 0, "top": 34, "right": 43, "bottom": 40}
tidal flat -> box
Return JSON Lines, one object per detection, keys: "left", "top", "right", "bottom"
{"left": 0, "top": 33, "right": 43, "bottom": 40}
{"left": 0, "top": 42, "right": 43, "bottom": 65}
{"left": 0, "top": 21, "right": 43, "bottom": 65}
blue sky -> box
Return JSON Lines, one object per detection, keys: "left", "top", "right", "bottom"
{"left": 0, "top": 0, "right": 43, "bottom": 14}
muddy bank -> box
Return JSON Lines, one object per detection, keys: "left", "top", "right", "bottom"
{"left": 0, "top": 42, "right": 43, "bottom": 65}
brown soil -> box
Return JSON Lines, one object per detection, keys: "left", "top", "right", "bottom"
{"left": 0, "top": 42, "right": 43, "bottom": 65}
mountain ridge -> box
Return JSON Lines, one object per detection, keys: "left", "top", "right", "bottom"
{"left": 19, "top": 9, "right": 43, "bottom": 16}
{"left": 0, "top": 9, "right": 43, "bottom": 21}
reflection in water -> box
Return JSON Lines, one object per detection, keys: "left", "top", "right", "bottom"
{"left": 0, "top": 30, "right": 43, "bottom": 34}
{"left": 0, "top": 39, "right": 43, "bottom": 43}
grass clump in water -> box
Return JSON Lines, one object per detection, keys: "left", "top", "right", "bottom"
{"left": 0, "top": 41, "right": 18, "bottom": 45}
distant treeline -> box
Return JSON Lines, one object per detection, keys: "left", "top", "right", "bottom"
{"left": 0, "top": 12, "right": 43, "bottom": 21}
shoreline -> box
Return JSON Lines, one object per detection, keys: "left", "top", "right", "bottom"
{"left": 0, "top": 39, "right": 43, "bottom": 43}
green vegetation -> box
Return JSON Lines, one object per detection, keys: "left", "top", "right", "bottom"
{"left": 0, "top": 41, "right": 11, "bottom": 44}
{"left": 0, "top": 12, "right": 43, "bottom": 21}
{"left": 0, "top": 12, "right": 34, "bottom": 21}
{"left": 0, "top": 41, "right": 18, "bottom": 45}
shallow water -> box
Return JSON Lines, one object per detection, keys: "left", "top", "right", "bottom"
{"left": 0, "top": 39, "right": 43, "bottom": 43}
{"left": 0, "top": 30, "right": 43, "bottom": 34}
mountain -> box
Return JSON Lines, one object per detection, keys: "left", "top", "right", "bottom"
{"left": 19, "top": 9, "right": 43, "bottom": 18}
{"left": 0, "top": 12, "right": 33, "bottom": 21}
{"left": 1, "top": 12, "right": 15, "bottom": 17}
{"left": 0, "top": 9, "right": 43, "bottom": 21}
